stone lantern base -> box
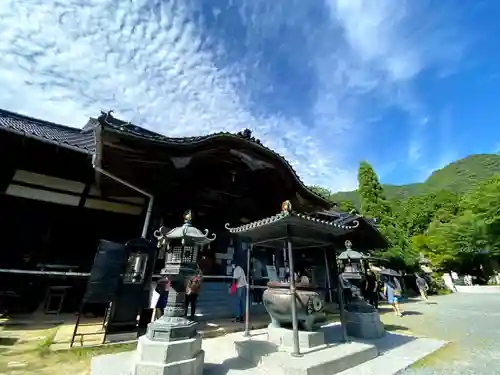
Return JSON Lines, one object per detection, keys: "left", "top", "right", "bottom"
{"left": 132, "top": 316, "right": 204, "bottom": 375}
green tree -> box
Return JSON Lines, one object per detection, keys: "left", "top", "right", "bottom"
{"left": 338, "top": 200, "right": 356, "bottom": 212}
{"left": 357, "top": 161, "right": 416, "bottom": 265}
{"left": 425, "top": 211, "right": 488, "bottom": 271}
{"left": 309, "top": 185, "right": 332, "bottom": 200}
{"left": 460, "top": 174, "right": 500, "bottom": 255}
{"left": 403, "top": 190, "right": 459, "bottom": 236}
{"left": 357, "top": 161, "right": 391, "bottom": 219}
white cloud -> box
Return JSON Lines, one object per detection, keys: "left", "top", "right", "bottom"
{"left": 329, "top": 0, "right": 465, "bottom": 167}
{"left": 0, "top": 0, "right": 460, "bottom": 192}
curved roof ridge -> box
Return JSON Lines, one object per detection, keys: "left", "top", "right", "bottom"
{"left": 225, "top": 210, "right": 360, "bottom": 234}
{"left": 97, "top": 111, "right": 332, "bottom": 208}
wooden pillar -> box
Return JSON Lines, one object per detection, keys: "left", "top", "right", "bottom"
{"left": 323, "top": 248, "right": 333, "bottom": 303}
{"left": 287, "top": 232, "right": 301, "bottom": 356}
{"left": 243, "top": 243, "right": 252, "bottom": 337}
{"left": 78, "top": 156, "right": 95, "bottom": 208}
{"left": 332, "top": 248, "right": 349, "bottom": 342}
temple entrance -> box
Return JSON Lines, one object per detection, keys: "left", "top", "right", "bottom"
{"left": 154, "top": 148, "right": 300, "bottom": 276}
{"left": 94, "top": 122, "right": 330, "bottom": 279}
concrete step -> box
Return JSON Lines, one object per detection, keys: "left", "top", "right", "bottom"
{"left": 234, "top": 329, "right": 378, "bottom": 375}
{"left": 191, "top": 303, "right": 267, "bottom": 321}
{"left": 189, "top": 281, "right": 266, "bottom": 320}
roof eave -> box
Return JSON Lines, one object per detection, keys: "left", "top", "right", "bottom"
{"left": 98, "top": 119, "right": 332, "bottom": 209}
{"left": 0, "top": 125, "right": 92, "bottom": 155}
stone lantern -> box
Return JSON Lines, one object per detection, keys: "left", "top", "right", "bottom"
{"left": 131, "top": 210, "right": 215, "bottom": 375}
{"left": 338, "top": 240, "right": 365, "bottom": 278}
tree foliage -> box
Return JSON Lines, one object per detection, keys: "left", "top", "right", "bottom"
{"left": 357, "top": 161, "right": 416, "bottom": 266}
{"left": 338, "top": 200, "right": 356, "bottom": 212}
{"left": 309, "top": 185, "right": 332, "bottom": 200}
{"left": 331, "top": 154, "right": 500, "bottom": 206}
{"left": 316, "top": 157, "right": 500, "bottom": 282}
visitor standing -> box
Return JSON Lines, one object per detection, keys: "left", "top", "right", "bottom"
{"left": 185, "top": 267, "right": 202, "bottom": 319}
{"left": 384, "top": 276, "right": 403, "bottom": 317}
{"left": 415, "top": 273, "right": 430, "bottom": 303}
{"left": 464, "top": 274, "right": 472, "bottom": 286}
{"left": 231, "top": 263, "right": 248, "bottom": 322}
{"left": 251, "top": 257, "right": 264, "bottom": 304}
{"left": 339, "top": 274, "right": 353, "bottom": 305}
{"left": 154, "top": 275, "right": 170, "bottom": 320}
{"left": 450, "top": 270, "right": 459, "bottom": 291}
{"left": 295, "top": 266, "right": 311, "bottom": 285}
{"left": 364, "top": 270, "right": 378, "bottom": 308}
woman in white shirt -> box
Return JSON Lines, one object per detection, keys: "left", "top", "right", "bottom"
{"left": 231, "top": 263, "right": 247, "bottom": 322}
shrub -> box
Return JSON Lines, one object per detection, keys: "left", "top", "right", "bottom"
{"left": 427, "top": 274, "right": 450, "bottom": 295}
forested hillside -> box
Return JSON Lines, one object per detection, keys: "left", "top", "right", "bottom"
{"left": 309, "top": 154, "right": 500, "bottom": 284}
{"left": 327, "top": 154, "right": 500, "bottom": 207}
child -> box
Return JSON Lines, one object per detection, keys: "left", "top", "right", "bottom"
{"left": 384, "top": 277, "right": 403, "bottom": 317}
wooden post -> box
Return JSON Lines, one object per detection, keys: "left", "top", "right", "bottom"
{"left": 323, "top": 248, "right": 333, "bottom": 303}
{"left": 287, "top": 237, "right": 301, "bottom": 357}
{"left": 332, "top": 248, "right": 349, "bottom": 342}
{"left": 244, "top": 243, "right": 252, "bottom": 337}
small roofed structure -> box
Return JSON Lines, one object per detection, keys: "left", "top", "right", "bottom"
{"left": 226, "top": 200, "right": 370, "bottom": 356}
{"left": 311, "top": 210, "right": 389, "bottom": 281}
{"left": 310, "top": 210, "right": 388, "bottom": 250}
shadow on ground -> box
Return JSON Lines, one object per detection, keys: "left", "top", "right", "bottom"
{"left": 0, "top": 336, "right": 19, "bottom": 346}
{"left": 403, "top": 311, "right": 422, "bottom": 316}
{"left": 384, "top": 324, "right": 409, "bottom": 332}
{"left": 204, "top": 357, "right": 256, "bottom": 375}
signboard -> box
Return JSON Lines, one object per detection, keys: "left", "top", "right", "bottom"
{"left": 266, "top": 265, "right": 279, "bottom": 282}
{"left": 279, "top": 267, "right": 286, "bottom": 279}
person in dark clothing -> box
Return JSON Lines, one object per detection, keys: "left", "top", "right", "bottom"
{"left": 185, "top": 272, "right": 202, "bottom": 319}
{"left": 415, "top": 273, "right": 429, "bottom": 303}
{"left": 251, "top": 257, "right": 264, "bottom": 304}
{"left": 339, "top": 274, "right": 353, "bottom": 305}
{"left": 155, "top": 276, "right": 170, "bottom": 319}
{"left": 364, "top": 270, "right": 379, "bottom": 308}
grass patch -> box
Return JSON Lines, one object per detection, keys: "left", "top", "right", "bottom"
{"left": 0, "top": 326, "right": 136, "bottom": 375}
{"left": 37, "top": 328, "right": 58, "bottom": 354}
{"left": 409, "top": 341, "right": 458, "bottom": 369}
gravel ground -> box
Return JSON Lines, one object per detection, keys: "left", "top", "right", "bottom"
{"left": 382, "top": 292, "right": 500, "bottom": 375}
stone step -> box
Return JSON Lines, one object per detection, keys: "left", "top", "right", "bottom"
{"left": 191, "top": 303, "right": 267, "bottom": 321}
{"left": 234, "top": 330, "right": 378, "bottom": 375}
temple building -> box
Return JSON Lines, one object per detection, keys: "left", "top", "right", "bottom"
{"left": 0, "top": 108, "right": 386, "bottom": 319}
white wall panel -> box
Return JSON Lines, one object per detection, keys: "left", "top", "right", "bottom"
{"left": 84, "top": 198, "right": 142, "bottom": 215}
{"left": 5, "top": 184, "right": 80, "bottom": 206}
{"left": 12, "top": 170, "right": 85, "bottom": 194}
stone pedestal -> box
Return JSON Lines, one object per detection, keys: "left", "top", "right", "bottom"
{"left": 132, "top": 316, "right": 204, "bottom": 375}
{"left": 345, "top": 303, "right": 385, "bottom": 339}
{"left": 267, "top": 326, "right": 326, "bottom": 350}
{"left": 234, "top": 328, "right": 378, "bottom": 375}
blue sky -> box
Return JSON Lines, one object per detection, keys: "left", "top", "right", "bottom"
{"left": 1, "top": 0, "right": 500, "bottom": 192}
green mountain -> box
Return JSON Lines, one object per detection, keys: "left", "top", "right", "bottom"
{"left": 330, "top": 154, "right": 500, "bottom": 207}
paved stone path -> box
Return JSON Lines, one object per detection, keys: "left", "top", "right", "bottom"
{"left": 92, "top": 291, "right": 500, "bottom": 375}
{"left": 383, "top": 292, "right": 500, "bottom": 375}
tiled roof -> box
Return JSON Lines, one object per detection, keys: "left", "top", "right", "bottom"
{"left": 0, "top": 109, "right": 95, "bottom": 152}
{"left": 0, "top": 107, "right": 333, "bottom": 209}
{"left": 311, "top": 210, "right": 379, "bottom": 228}
{"left": 225, "top": 210, "right": 360, "bottom": 234}
{"left": 97, "top": 111, "right": 332, "bottom": 207}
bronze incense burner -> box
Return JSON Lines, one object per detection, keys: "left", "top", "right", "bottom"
{"left": 263, "top": 281, "right": 325, "bottom": 331}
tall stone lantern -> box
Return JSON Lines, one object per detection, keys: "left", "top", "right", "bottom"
{"left": 131, "top": 210, "right": 215, "bottom": 375}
